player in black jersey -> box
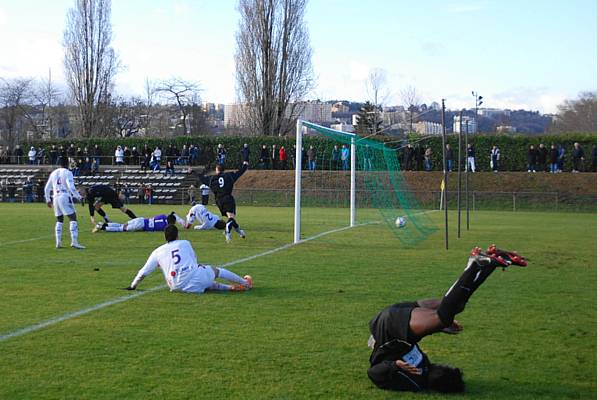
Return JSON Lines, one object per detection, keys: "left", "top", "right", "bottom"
{"left": 367, "top": 246, "right": 527, "bottom": 393}
{"left": 199, "top": 161, "right": 248, "bottom": 242}
{"left": 81, "top": 184, "right": 137, "bottom": 227}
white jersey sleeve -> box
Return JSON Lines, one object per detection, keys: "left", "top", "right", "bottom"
{"left": 45, "top": 168, "right": 80, "bottom": 202}
{"left": 131, "top": 248, "right": 160, "bottom": 288}
{"left": 186, "top": 204, "right": 203, "bottom": 225}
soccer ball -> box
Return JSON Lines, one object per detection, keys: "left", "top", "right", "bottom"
{"left": 395, "top": 216, "right": 407, "bottom": 228}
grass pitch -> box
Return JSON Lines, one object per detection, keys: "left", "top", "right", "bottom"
{"left": 0, "top": 203, "right": 596, "bottom": 399}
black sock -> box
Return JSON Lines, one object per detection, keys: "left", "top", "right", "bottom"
{"left": 437, "top": 258, "right": 497, "bottom": 326}
{"left": 97, "top": 208, "right": 109, "bottom": 222}
{"left": 228, "top": 218, "right": 239, "bottom": 229}
{"left": 101, "top": 223, "right": 108, "bottom": 231}
{"left": 126, "top": 209, "right": 136, "bottom": 218}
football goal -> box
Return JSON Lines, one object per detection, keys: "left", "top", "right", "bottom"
{"left": 293, "top": 120, "right": 436, "bottom": 245}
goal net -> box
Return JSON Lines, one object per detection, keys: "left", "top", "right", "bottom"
{"left": 294, "top": 120, "right": 436, "bottom": 246}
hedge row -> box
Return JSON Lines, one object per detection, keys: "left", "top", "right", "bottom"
{"left": 30, "top": 133, "right": 596, "bottom": 172}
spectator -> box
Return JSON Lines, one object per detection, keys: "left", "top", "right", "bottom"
{"left": 189, "top": 144, "right": 199, "bottom": 166}
{"left": 217, "top": 143, "right": 226, "bottom": 165}
{"left": 466, "top": 143, "right": 476, "bottom": 172}
{"left": 124, "top": 146, "right": 131, "bottom": 165}
{"left": 67, "top": 143, "right": 76, "bottom": 165}
{"left": 180, "top": 144, "right": 189, "bottom": 165}
{"left": 49, "top": 145, "right": 58, "bottom": 165}
{"left": 188, "top": 184, "right": 197, "bottom": 204}
{"left": 490, "top": 145, "right": 500, "bottom": 172}
{"left": 537, "top": 143, "right": 548, "bottom": 172}
{"left": 35, "top": 178, "right": 44, "bottom": 202}
{"left": 141, "top": 144, "right": 151, "bottom": 171}
{"left": 301, "top": 146, "right": 307, "bottom": 170}
{"left": 571, "top": 142, "right": 585, "bottom": 173}
{"left": 131, "top": 146, "right": 140, "bottom": 165}
{"left": 259, "top": 144, "right": 270, "bottom": 169}
{"left": 307, "top": 145, "right": 317, "bottom": 171}
{"left": 445, "top": 144, "right": 454, "bottom": 171}
{"left": 340, "top": 144, "right": 350, "bottom": 171}
{"left": 527, "top": 145, "right": 538, "bottom": 173}
{"left": 165, "top": 159, "right": 175, "bottom": 176}
{"left": 80, "top": 157, "right": 92, "bottom": 175}
{"left": 115, "top": 145, "right": 125, "bottom": 165}
{"left": 331, "top": 145, "right": 340, "bottom": 170}
{"left": 415, "top": 145, "right": 424, "bottom": 171}
{"left": 23, "top": 178, "right": 34, "bottom": 202}
{"left": 92, "top": 144, "right": 102, "bottom": 168}
{"left": 592, "top": 144, "right": 597, "bottom": 172}
{"left": 0, "top": 179, "right": 7, "bottom": 201}
{"left": 279, "top": 145, "right": 287, "bottom": 169}
{"left": 144, "top": 184, "right": 154, "bottom": 205}
{"left": 28, "top": 146, "right": 37, "bottom": 165}
{"left": 91, "top": 157, "right": 99, "bottom": 173}
{"left": 122, "top": 184, "right": 131, "bottom": 204}
{"left": 0, "top": 146, "right": 9, "bottom": 164}
{"left": 7, "top": 180, "right": 16, "bottom": 202}
{"left": 549, "top": 144, "right": 559, "bottom": 173}
{"left": 200, "top": 183, "right": 210, "bottom": 205}
{"left": 14, "top": 145, "right": 24, "bottom": 164}
{"left": 557, "top": 144, "right": 565, "bottom": 172}
{"left": 271, "top": 144, "right": 278, "bottom": 170}
{"left": 363, "top": 144, "right": 373, "bottom": 171}
{"left": 137, "top": 184, "right": 145, "bottom": 204}
{"left": 424, "top": 146, "right": 433, "bottom": 171}
{"left": 151, "top": 146, "right": 162, "bottom": 171}
{"left": 404, "top": 144, "right": 415, "bottom": 171}
{"left": 240, "top": 143, "right": 250, "bottom": 163}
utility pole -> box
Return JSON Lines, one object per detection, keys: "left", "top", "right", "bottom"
{"left": 441, "top": 99, "right": 448, "bottom": 250}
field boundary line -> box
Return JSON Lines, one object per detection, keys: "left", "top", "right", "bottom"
{"left": 0, "top": 235, "right": 53, "bottom": 247}
{"left": 0, "top": 221, "right": 378, "bottom": 343}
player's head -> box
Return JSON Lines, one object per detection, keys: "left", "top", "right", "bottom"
{"left": 60, "top": 155, "right": 69, "bottom": 168}
{"left": 166, "top": 212, "right": 177, "bottom": 225}
{"left": 427, "top": 364, "right": 465, "bottom": 393}
{"left": 215, "top": 164, "right": 224, "bottom": 173}
{"left": 164, "top": 224, "right": 178, "bottom": 242}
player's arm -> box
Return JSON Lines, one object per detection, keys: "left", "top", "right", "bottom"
{"left": 44, "top": 176, "right": 52, "bottom": 206}
{"left": 172, "top": 213, "right": 187, "bottom": 228}
{"left": 124, "top": 251, "right": 159, "bottom": 290}
{"left": 65, "top": 171, "right": 81, "bottom": 201}
{"left": 231, "top": 161, "right": 249, "bottom": 182}
{"left": 367, "top": 361, "right": 423, "bottom": 391}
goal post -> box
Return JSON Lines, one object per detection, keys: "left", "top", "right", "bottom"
{"left": 294, "top": 119, "right": 357, "bottom": 243}
{"left": 293, "top": 119, "right": 437, "bottom": 246}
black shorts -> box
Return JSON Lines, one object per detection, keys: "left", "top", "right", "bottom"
{"left": 98, "top": 193, "right": 123, "bottom": 209}
{"left": 369, "top": 301, "right": 419, "bottom": 345}
{"left": 216, "top": 195, "right": 236, "bottom": 216}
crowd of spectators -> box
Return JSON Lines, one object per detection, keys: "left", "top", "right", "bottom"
{"left": 1, "top": 141, "right": 596, "bottom": 173}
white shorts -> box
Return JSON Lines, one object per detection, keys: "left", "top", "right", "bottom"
{"left": 53, "top": 195, "right": 76, "bottom": 217}
{"left": 126, "top": 217, "right": 145, "bottom": 232}
{"left": 177, "top": 265, "right": 216, "bottom": 294}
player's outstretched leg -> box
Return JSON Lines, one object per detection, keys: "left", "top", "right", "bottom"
{"left": 225, "top": 217, "right": 245, "bottom": 239}
{"left": 55, "top": 218, "right": 63, "bottom": 248}
{"left": 436, "top": 247, "right": 522, "bottom": 327}
{"left": 210, "top": 267, "right": 252, "bottom": 291}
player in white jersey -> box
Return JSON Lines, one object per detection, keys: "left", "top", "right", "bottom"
{"left": 44, "top": 157, "right": 85, "bottom": 249}
{"left": 123, "top": 225, "right": 253, "bottom": 293}
{"left": 184, "top": 203, "right": 226, "bottom": 231}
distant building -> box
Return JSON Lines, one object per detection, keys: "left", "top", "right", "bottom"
{"left": 295, "top": 100, "right": 333, "bottom": 123}
{"left": 224, "top": 104, "right": 249, "bottom": 128}
{"left": 453, "top": 115, "right": 477, "bottom": 134}
{"left": 478, "top": 108, "right": 510, "bottom": 118}
{"left": 415, "top": 121, "right": 443, "bottom": 135}
{"left": 331, "top": 102, "right": 349, "bottom": 113}
{"left": 496, "top": 125, "right": 516, "bottom": 133}
{"left": 330, "top": 122, "right": 355, "bottom": 133}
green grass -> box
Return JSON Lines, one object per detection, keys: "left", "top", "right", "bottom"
{"left": 0, "top": 203, "right": 596, "bottom": 399}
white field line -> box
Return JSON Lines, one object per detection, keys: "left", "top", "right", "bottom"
{"left": 0, "top": 222, "right": 375, "bottom": 343}
{"left": 0, "top": 235, "right": 53, "bottom": 247}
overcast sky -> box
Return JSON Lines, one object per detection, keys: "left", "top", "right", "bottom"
{"left": 0, "top": 0, "right": 595, "bottom": 113}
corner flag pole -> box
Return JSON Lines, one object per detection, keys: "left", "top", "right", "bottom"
{"left": 294, "top": 119, "right": 303, "bottom": 244}
{"left": 457, "top": 110, "right": 463, "bottom": 238}
{"left": 441, "top": 99, "right": 448, "bottom": 250}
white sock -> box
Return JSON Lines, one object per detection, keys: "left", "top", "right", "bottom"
{"left": 218, "top": 268, "right": 248, "bottom": 285}
{"left": 105, "top": 223, "right": 124, "bottom": 232}
{"left": 209, "top": 282, "right": 232, "bottom": 291}
{"left": 69, "top": 221, "right": 79, "bottom": 245}
{"left": 55, "top": 222, "right": 63, "bottom": 246}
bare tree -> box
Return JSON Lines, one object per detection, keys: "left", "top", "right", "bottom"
{"left": 365, "top": 68, "right": 388, "bottom": 134}
{"left": 400, "top": 85, "right": 421, "bottom": 133}
{"left": 63, "top": 0, "right": 119, "bottom": 138}
{"left": 553, "top": 92, "right": 597, "bottom": 132}
{"left": 0, "top": 78, "right": 35, "bottom": 146}
{"left": 156, "top": 78, "right": 200, "bottom": 135}
{"left": 235, "top": 0, "right": 314, "bottom": 136}
{"left": 34, "top": 69, "right": 62, "bottom": 138}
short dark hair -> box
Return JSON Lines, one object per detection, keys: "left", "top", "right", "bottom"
{"left": 60, "top": 155, "right": 69, "bottom": 168}
{"left": 164, "top": 224, "right": 178, "bottom": 242}
{"left": 427, "top": 364, "right": 465, "bottom": 393}
{"left": 166, "top": 212, "right": 176, "bottom": 225}
{"left": 215, "top": 163, "right": 224, "bottom": 171}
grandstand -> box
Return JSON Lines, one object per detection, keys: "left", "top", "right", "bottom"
{"left": 0, "top": 165, "right": 202, "bottom": 204}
